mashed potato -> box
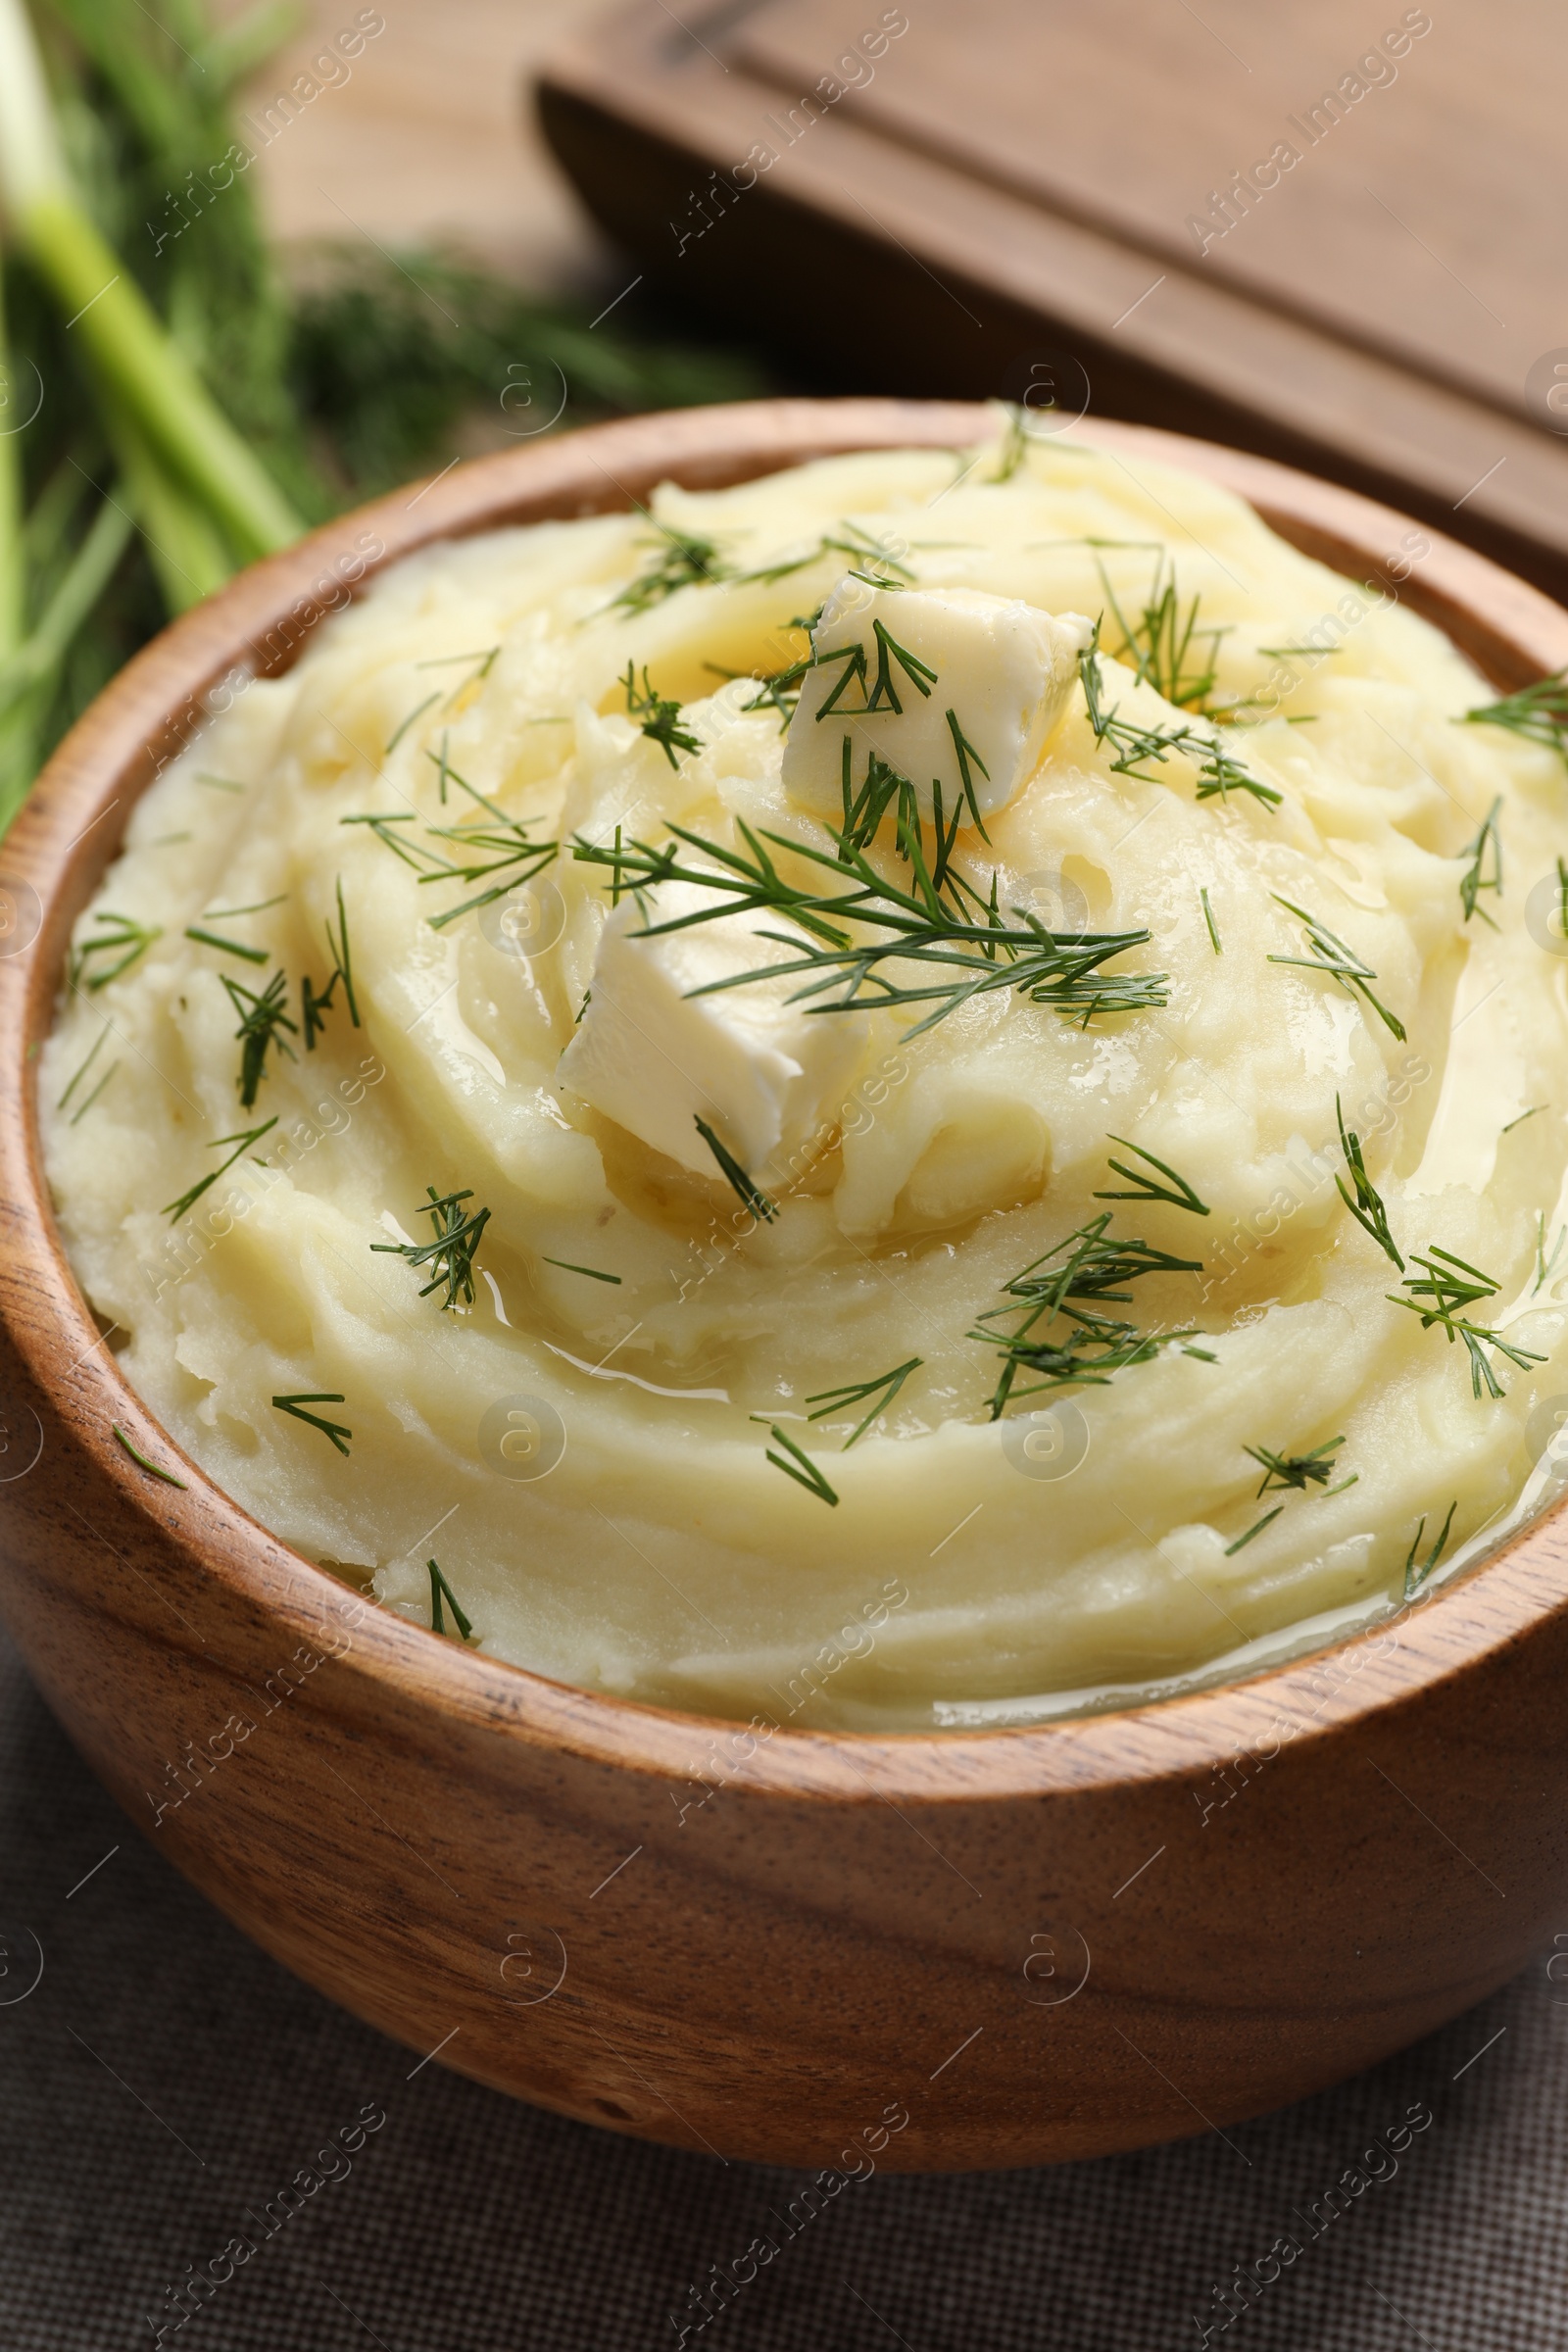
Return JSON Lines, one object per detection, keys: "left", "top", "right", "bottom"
{"left": 41, "top": 421, "right": 1568, "bottom": 1728}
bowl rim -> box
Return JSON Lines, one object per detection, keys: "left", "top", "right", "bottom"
{"left": 7, "top": 392, "right": 1568, "bottom": 1804}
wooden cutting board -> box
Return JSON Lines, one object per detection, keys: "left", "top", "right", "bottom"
{"left": 537, "top": 0, "right": 1568, "bottom": 600}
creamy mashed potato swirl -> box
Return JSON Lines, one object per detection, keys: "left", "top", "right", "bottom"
{"left": 41, "top": 426, "right": 1568, "bottom": 1728}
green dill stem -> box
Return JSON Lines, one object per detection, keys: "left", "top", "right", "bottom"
{"left": 1403, "top": 1498, "right": 1457, "bottom": 1597}
{"left": 1224, "top": 1504, "right": 1284, "bottom": 1556}
{"left": 1334, "top": 1096, "right": 1403, "bottom": 1268}
{"left": 271, "top": 1393, "right": 353, "bottom": 1455}
{"left": 427, "top": 1556, "right": 473, "bottom": 1640}
{"left": 1200, "top": 888, "right": 1222, "bottom": 954}
{"left": 111, "top": 1423, "right": 187, "bottom": 1487}
{"left": 1244, "top": 1434, "right": 1347, "bottom": 1497}
{"left": 56, "top": 1024, "right": 110, "bottom": 1112}
{"left": 1094, "top": 1135, "right": 1210, "bottom": 1216}
{"left": 1458, "top": 797, "right": 1502, "bottom": 927}
{"left": 762, "top": 1424, "right": 840, "bottom": 1506}
{"left": 183, "top": 926, "right": 270, "bottom": 963}
{"left": 69, "top": 1059, "right": 118, "bottom": 1124}
{"left": 805, "top": 1355, "right": 923, "bottom": 1448}
{"left": 542, "top": 1255, "right": 622, "bottom": 1284}
{"left": 695, "top": 1116, "right": 777, "bottom": 1223}
{"left": 95, "top": 375, "right": 233, "bottom": 612}
{"left": 165, "top": 1117, "right": 277, "bottom": 1221}
{"left": 0, "top": 492, "right": 133, "bottom": 719}
{"left": 386, "top": 692, "right": 439, "bottom": 754}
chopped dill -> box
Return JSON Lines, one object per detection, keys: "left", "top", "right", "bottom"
{"left": 970, "top": 1210, "right": 1204, "bottom": 1418}
{"left": 760, "top": 1423, "right": 840, "bottom": 1506}
{"left": 737, "top": 520, "right": 911, "bottom": 588}
{"left": 111, "top": 1425, "right": 187, "bottom": 1488}
{"left": 371, "top": 1186, "right": 492, "bottom": 1310}
{"left": 1458, "top": 797, "right": 1502, "bottom": 927}
{"left": 1269, "top": 897, "right": 1406, "bottom": 1041}
{"left": 542, "top": 1255, "right": 622, "bottom": 1284}
{"left": 164, "top": 1116, "right": 278, "bottom": 1222}
{"left": 183, "top": 925, "right": 270, "bottom": 963}
{"left": 69, "top": 911, "right": 162, "bottom": 992}
{"left": 1334, "top": 1096, "right": 1403, "bottom": 1268}
{"left": 223, "top": 969, "right": 297, "bottom": 1105}
{"left": 1502, "top": 1105, "right": 1544, "bottom": 1135}
{"left": 574, "top": 818, "right": 1168, "bottom": 1038}
{"left": 944, "top": 708, "right": 991, "bottom": 834}
{"left": 1094, "top": 550, "right": 1228, "bottom": 712}
{"left": 622, "top": 662, "right": 702, "bottom": 767}
{"left": 56, "top": 1025, "right": 110, "bottom": 1111}
{"left": 1224, "top": 1504, "right": 1284, "bottom": 1556}
{"left": 611, "top": 515, "right": 733, "bottom": 613}
{"left": 271, "top": 1393, "right": 353, "bottom": 1456}
{"left": 1403, "top": 1499, "right": 1458, "bottom": 1598}
{"left": 806, "top": 1356, "right": 923, "bottom": 1448}
{"left": 1534, "top": 1211, "right": 1566, "bottom": 1294}
{"left": 205, "top": 895, "right": 289, "bottom": 919}
{"left": 695, "top": 1117, "right": 777, "bottom": 1224}
{"left": 1244, "top": 1434, "right": 1347, "bottom": 1496}
{"left": 1078, "top": 639, "right": 1279, "bottom": 809}
{"left": 194, "top": 771, "right": 245, "bottom": 793}
{"left": 385, "top": 690, "right": 440, "bottom": 754}
{"left": 1460, "top": 670, "right": 1568, "bottom": 766}
{"left": 68, "top": 1060, "right": 119, "bottom": 1125}
{"left": 815, "top": 618, "right": 937, "bottom": 720}
{"left": 1389, "top": 1246, "right": 1545, "bottom": 1398}
{"left": 427, "top": 1556, "right": 473, "bottom": 1640}
{"left": 303, "top": 879, "right": 361, "bottom": 1047}
{"left": 1200, "top": 887, "right": 1222, "bottom": 954}
{"left": 1094, "top": 1135, "right": 1210, "bottom": 1217}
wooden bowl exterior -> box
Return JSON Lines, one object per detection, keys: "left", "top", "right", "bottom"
{"left": 3, "top": 400, "right": 1568, "bottom": 2174}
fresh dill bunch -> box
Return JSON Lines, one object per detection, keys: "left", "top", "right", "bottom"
{"left": 1094, "top": 551, "right": 1228, "bottom": 713}
{"left": 573, "top": 818, "right": 1168, "bottom": 1038}
{"left": 970, "top": 1210, "right": 1205, "bottom": 1418}
{"left": 1269, "top": 897, "right": 1406, "bottom": 1041}
{"left": 1459, "top": 670, "right": 1568, "bottom": 767}
{"left": 622, "top": 662, "right": 702, "bottom": 767}
{"left": 1403, "top": 1499, "right": 1458, "bottom": 1597}
{"left": 1458, "top": 797, "right": 1502, "bottom": 927}
{"left": 1388, "top": 1245, "right": 1544, "bottom": 1398}
{"left": 695, "top": 1118, "right": 777, "bottom": 1223}
{"left": 222, "top": 968, "right": 296, "bottom": 1105}
{"left": 1078, "top": 642, "right": 1280, "bottom": 809}
{"left": 371, "top": 1186, "right": 492, "bottom": 1310}
{"left": 806, "top": 1356, "right": 923, "bottom": 1448}
{"left": 68, "top": 911, "right": 162, "bottom": 992}
{"left": 1334, "top": 1096, "right": 1403, "bottom": 1268}
{"left": 1243, "top": 1434, "right": 1348, "bottom": 1497}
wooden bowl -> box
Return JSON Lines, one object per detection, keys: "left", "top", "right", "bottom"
{"left": 4, "top": 400, "right": 1567, "bottom": 2176}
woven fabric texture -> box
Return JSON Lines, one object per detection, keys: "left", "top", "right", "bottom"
{"left": 0, "top": 1617, "right": 1560, "bottom": 2352}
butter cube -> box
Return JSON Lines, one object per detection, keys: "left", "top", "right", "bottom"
{"left": 781, "top": 578, "right": 1092, "bottom": 829}
{"left": 558, "top": 880, "right": 866, "bottom": 1179}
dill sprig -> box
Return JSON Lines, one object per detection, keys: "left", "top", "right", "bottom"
{"left": 572, "top": 818, "right": 1168, "bottom": 1039}
{"left": 695, "top": 1117, "right": 777, "bottom": 1223}
{"left": 1269, "top": 896, "right": 1406, "bottom": 1041}
{"left": 1458, "top": 797, "right": 1502, "bottom": 927}
{"left": 1403, "top": 1499, "right": 1458, "bottom": 1598}
{"left": 1094, "top": 1135, "right": 1210, "bottom": 1216}
{"left": 622, "top": 662, "right": 702, "bottom": 767}
{"left": 1334, "top": 1097, "right": 1402, "bottom": 1268}
{"left": 1460, "top": 671, "right": 1568, "bottom": 766}
{"left": 760, "top": 1423, "right": 839, "bottom": 1506}
{"left": 164, "top": 1116, "right": 278, "bottom": 1222}
{"left": 611, "top": 515, "right": 733, "bottom": 613}
{"left": 1225, "top": 1504, "right": 1284, "bottom": 1556}
{"left": 814, "top": 617, "right": 937, "bottom": 720}
{"left": 183, "top": 924, "right": 269, "bottom": 964}
{"left": 371, "top": 1186, "right": 492, "bottom": 1310}
{"left": 542, "top": 1255, "right": 622, "bottom": 1284}
{"left": 970, "top": 1210, "right": 1204, "bottom": 1418}
{"left": 736, "top": 520, "right": 912, "bottom": 588}
{"left": 1244, "top": 1434, "right": 1347, "bottom": 1496}
{"left": 57, "top": 1025, "right": 110, "bottom": 1112}
{"left": 271, "top": 1393, "right": 353, "bottom": 1456}
{"left": 733, "top": 607, "right": 825, "bottom": 729}
{"left": 344, "top": 776, "right": 557, "bottom": 932}
{"left": 68, "top": 911, "right": 162, "bottom": 992}
{"left": 427, "top": 1556, "right": 473, "bottom": 1640}
{"left": 1200, "top": 887, "right": 1222, "bottom": 954}
{"left": 1078, "top": 641, "right": 1280, "bottom": 810}
{"left": 806, "top": 1356, "right": 923, "bottom": 1448}
{"left": 1095, "top": 552, "right": 1228, "bottom": 713}
{"left": 385, "top": 691, "right": 440, "bottom": 755}
{"left": 303, "top": 878, "right": 362, "bottom": 1047}
{"left": 1389, "top": 1245, "right": 1545, "bottom": 1398}
{"left": 223, "top": 969, "right": 297, "bottom": 1106}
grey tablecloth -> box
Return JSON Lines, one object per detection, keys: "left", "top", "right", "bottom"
{"left": 0, "top": 1614, "right": 1560, "bottom": 2352}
